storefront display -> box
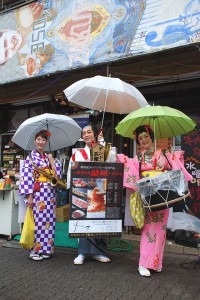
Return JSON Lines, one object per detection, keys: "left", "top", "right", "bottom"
{"left": 0, "top": 133, "right": 24, "bottom": 184}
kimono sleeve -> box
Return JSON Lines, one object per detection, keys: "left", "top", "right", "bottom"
{"left": 165, "top": 151, "right": 193, "bottom": 182}
{"left": 67, "top": 157, "right": 72, "bottom": 190}
{"left": 55, "top": 159, "right": 62, "bottom": 179}
{"left": 66, "top": 151, "right": 84, "bottom": 190}
{"left": 117, "top": 154, "right": 139, "bottom": 191}
{"left": 19, "top": 156, "right": 34, "bottom": 195}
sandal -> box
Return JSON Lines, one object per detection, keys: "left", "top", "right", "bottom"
{"left": 41, "top": 254, "right": 51, "bottom": 259}
{"left": 29, "top": 253, "right": 43, "bottom": 261}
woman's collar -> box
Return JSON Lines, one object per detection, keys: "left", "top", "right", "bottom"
{"left": 36, "top": 149, "right": 46, "bottom": 157}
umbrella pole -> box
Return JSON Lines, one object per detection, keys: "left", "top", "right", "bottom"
{"left": 111, "top": 113, "right": 114, "bottom": 145}
{"left": 100, "top": 71, "right": 110, "bottom": 130}
{"left": 153, "top": 117, "right": 157, "bottom": 152}
{"left": 48, "top": 140, "right": 51, "bottom": 153}
{"left": 100, "top": 110, "right": 105, "bottom": 131}
{"left": 100, "top": 88, "right": 108, "bottom": 130}
{"left": 46, "top": 120, "right": 51, "bottom": 152}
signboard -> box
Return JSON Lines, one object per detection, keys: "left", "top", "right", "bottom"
{"left": 69, "top": 162, "right": 124, "bottom": 238}
{"left": 1, "top": 0, "right": 199, "bottom": 84}
{"left": 90, "top": 143, "right": 105, "bottom": 162}
{"left": 182, "top": 124, "right": 200, "bottom": 218}
{"left": 0, "top": 0, "right": 145, "bottom": 83}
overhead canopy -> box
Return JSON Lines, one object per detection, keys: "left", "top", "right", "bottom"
{"left": 0, "top": 45, "right": 199, "bottom": 115}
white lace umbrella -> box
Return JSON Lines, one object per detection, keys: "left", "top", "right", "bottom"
{"left": 12, "top": 113, "right": 82, "bottom": 151}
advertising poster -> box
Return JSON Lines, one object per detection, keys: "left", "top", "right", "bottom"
{"left": 1, "top": 0, "right": 199, "bottom": 84}
{"left": 181, "top": 124, "right": 200, "bottom": 218}
{"left": 69, "top": 162, "right": 124, "bottom": 238}
{"left": 0, "top": 0, "right": 145, "bottom": 83}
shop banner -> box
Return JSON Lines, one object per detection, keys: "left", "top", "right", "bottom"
{"left": 69, "top": 162, "right": 124, "bottom": 238}
{"left": 0, "top": 0, "right": 199, "bottom": 84}
{"left": 181, "top": 124, "right": 200, "bottom": 218}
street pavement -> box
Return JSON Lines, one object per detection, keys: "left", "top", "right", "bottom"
{"left": 0, "top": 237, "right": 200, "bottom": 300}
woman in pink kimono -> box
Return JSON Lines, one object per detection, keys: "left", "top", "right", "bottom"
{"left": 118, "top": 125, "right": 192, "bottom": 277}
{"left": 19, "top": 130, "right": 62, "bottom": 261}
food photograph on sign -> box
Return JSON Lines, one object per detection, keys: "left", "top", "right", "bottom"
{"left": 87, "top": 178, "right": 107, "bottom": 218}
{"left": 71, "top": 178, "right": 107, "bottom": 219}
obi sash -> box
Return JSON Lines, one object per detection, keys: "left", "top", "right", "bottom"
{"left": 38, "top": 168, "right": 53, "bottom": 182}
{"left": 141, "top": 170, "right": 163, "bottom": 178}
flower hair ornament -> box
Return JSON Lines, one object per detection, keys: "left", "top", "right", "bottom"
{"left": 45, "top": 130, "right": 51, "bottom": 137}
{"left": 144, "top": 124, "right": 153, "bottom": 135}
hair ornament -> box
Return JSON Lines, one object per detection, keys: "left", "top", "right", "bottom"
{"left": 144, "top": 124, "right": 152, "bottom": 134}
{"left": 45, "top": 131, "right": 51, "bottom": 137}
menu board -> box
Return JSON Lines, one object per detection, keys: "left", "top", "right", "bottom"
{"left": 182, "top": 124, "right": 200, "bottom": 218}
{"left": 69, "top": 162, "right": 124, "bottom": 238}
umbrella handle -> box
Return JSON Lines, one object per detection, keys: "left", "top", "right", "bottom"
{"left": 97, "top": 128, "right": 103, "bottom": 139}
{"left": 97, "top": 128, "right": 105, "bottom": 145}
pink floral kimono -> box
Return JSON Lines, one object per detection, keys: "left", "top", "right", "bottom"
{"left": 117, "top": 150, "right": 192, "bottom": 270}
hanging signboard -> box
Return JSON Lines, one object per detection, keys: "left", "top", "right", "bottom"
{"left": 69, "top": 162, "right": 124, "bottom": 238}
{"left": 1, "top": 0, "right": 199, "bottom": 84}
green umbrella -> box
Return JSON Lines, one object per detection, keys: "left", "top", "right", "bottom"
{"left": 115, "top": 105, "right": 196, "bottom": 139}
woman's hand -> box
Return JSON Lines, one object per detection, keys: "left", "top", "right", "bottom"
{"left": 26, "top": 194, "right": 33, "bottom": 207}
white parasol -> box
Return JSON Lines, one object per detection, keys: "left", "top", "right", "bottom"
{"left": 64, "top": 75, "right": 148, "bottom": 129}
{"left": 12, "top": 113, "right": 82, "bottom": 151}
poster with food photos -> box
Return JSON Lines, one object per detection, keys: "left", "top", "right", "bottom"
{"left": 69, "top": 162, "right": 124, "bottom": 238}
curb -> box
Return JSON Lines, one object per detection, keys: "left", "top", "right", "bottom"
{"left": 122, "top": 233, "right": 200, "bottom": 256}
{"left": 1, "top": 235, "right": 200, "bottom": 256}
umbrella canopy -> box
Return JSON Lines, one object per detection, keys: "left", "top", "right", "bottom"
{"left": 12, "top": 113, "right": 82, "bottom": 151}
{"left": 63, "top": 75, "right": 148, "bottom": 114}
{"left": 115, "top": 105, "right": 196, "bottom": 139}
